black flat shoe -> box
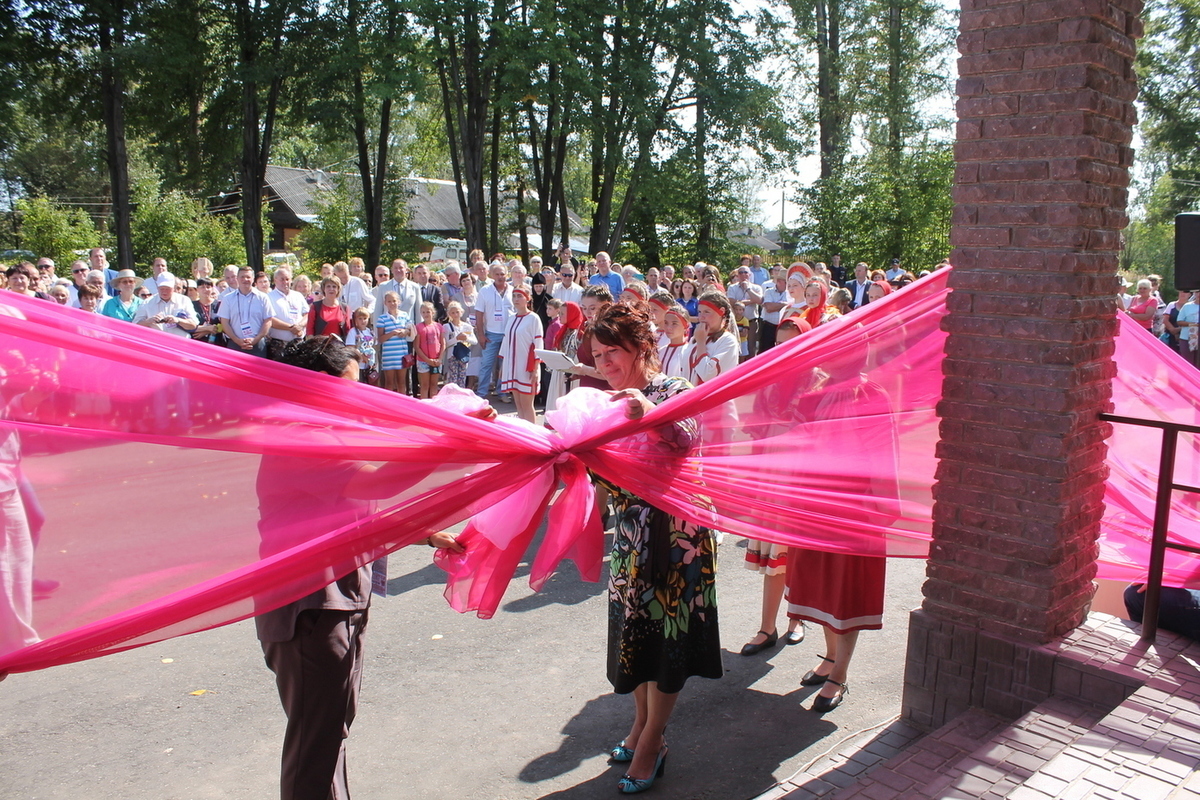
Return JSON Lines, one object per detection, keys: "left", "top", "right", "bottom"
{"left": 811, "top": 680, "right": 847, "bottom": 713}
{"left": 740, "top": 630, "right": 779, "bottom": 656}
{"left": 783, "top": 626, "right": 805, "bottom": 645}
{"left": 801, "top": 655, "right": 835, "bottom": 685}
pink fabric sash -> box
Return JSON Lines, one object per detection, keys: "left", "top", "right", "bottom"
{"left": 0, "top": 270, "right": 1197, "bottom": 673}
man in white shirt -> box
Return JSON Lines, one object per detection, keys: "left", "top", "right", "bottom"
{"left": 141, "top": 258, "right": 170, "bottom": 295}
{"left": 266, "top": 267, "right": 309, "bottom": 359}
{"left": 727, "top": 266, "right": 765, "bottom": 357}
{"left": 133, "top": 273, "right": 199, "bottom": 337}
{"left": 217, "top": 266, "right": 273, "bottom": 357}
{"left": 334, "top": 261, "right": 375, "bottom": 317}
{"left": 760, "top": 270, "right": 789, "bottom": 352}
{"left": 846, "top": 262, "right": 872, "bottom": 309}
{"left": 474, "top": 263, "right": 514, "bottom": 399}
{"left": 218, "top": 265, "right": 239, "bottom": 299}
{"left": 551, "top": 266, "right": 583, "bottom": 305}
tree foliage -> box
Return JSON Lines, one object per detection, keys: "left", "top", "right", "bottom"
{"left": 786, "top": 0, "right": 955, "bottom": 267}
{"left": 14, "top": 196, "right": 102, "bottom": 261}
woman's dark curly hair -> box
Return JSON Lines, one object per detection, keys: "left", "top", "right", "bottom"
{"left": 280, "top": 335, "right": 355, "bottom": 377}
{"left": 589, "top": 301, "right": 660, "bottom": 372}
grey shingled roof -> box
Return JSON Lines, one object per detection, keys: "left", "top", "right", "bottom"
{"left": 262, "top": 166, "right": 583, "bottom": 236}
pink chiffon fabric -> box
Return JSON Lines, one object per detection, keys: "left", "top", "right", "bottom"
{"left": 1, "top": 270, "right": 1198, "bottom": 674}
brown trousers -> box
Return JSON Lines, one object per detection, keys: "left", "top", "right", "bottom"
{"left": 262, "top": 608, "right": 367, "bottom": 800}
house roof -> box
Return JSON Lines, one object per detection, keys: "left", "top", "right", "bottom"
{"left": 259, "top": 166, "right": 584, "bottom": 237}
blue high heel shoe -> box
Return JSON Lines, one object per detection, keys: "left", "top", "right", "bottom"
{"left": 617, "top": 746, "right": 668, "bottom": 794}
{"left": 609, "top": 741, "right": 634, "bottom": 762}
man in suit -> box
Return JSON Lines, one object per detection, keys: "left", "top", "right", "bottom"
{"left": 412, "top": 264, "right": 446, "bottom": 323}
{"left": 846, "top": 262, "right": 873, "bottom": 310}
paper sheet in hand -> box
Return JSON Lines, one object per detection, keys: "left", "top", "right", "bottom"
{"left": 535, "top": 349, "right": 579, "bottom": 371}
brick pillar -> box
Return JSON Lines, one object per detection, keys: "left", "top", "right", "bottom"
{"left": 902, "top": 0, "right": 1142, "bottom": 730}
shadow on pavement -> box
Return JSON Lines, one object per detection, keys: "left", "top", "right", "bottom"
{"left": 524, "top": 646, "right": 840, "bottom": 800}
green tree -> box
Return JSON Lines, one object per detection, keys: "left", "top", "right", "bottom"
{"left": 15, "top": 196, "right": 102, "bottom": 261}
{"left": 130, "top": 188, "right": 245, "bottom": 271}
{"left": 292, "top": 175, "right": 366, "bottom": 266}
{"left": 1136, "top": 0, "right": 1200, "bottom": 223}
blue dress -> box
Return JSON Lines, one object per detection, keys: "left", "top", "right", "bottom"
{"left": 377, "top": 312, "right": 411, "bottom": 370}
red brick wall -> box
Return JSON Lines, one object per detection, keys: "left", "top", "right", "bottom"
{"left": 927, "top": 0, "right": 1142, "bottom": 644}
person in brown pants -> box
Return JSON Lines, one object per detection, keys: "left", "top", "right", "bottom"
{"left": 256, "top": 336, "right": 468, "bottom": 799}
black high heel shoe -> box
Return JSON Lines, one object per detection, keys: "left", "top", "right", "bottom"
{"left": 801, "top": 655, "right": 835, "bottom": 686}
{"left": 811, "top": 680, "right": 847, "bottom": 712}
{"left": 618, "top": 746, "right": 668, "bottom": 794}
{"left": 740, "top": 630, "right": 779, "bottom": 656}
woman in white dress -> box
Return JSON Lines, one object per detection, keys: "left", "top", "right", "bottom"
{"left": 499, "top": 286, "right": 543, "bottom": 423}
{"left": 687, "top": 292, "right": 739, "bottom": 386}
{"left": 657, "top": 304, "right": 690, "bottom": 379}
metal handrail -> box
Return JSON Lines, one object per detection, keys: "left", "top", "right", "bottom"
{"left": 1099, "top": 412, "right": 1200, "bottom": 642}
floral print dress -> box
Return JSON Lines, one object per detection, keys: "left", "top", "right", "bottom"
{"left": 600, "top": 373, "right": 722, "bottom": 695}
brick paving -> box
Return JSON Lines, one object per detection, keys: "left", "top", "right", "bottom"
{"left": 756, "top": 614, "right": 1200, "bottom": 800}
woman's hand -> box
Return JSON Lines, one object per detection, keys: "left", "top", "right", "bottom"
{"left": 428, "top": 531, "right": 465, "bottom": 552}
{"left": 609, "top": 388, "right": 653, "bottom": 420}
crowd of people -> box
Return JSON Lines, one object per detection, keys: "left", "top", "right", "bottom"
{"left": 1119, "top": 273, "right": 1200, "bottom": 367}
{"left": 7, "top": 244, "right": 1194, "bottom": 797}
{"left": 3, "top": 242, "right": 947, "bottom": 796}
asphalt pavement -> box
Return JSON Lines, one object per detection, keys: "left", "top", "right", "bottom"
{"left": 0, "top": 518, "right": 926, "bottom": 800}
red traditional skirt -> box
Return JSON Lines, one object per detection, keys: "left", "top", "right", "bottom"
{"left": 785, "top": 547, "right": 885, "bottom": 634}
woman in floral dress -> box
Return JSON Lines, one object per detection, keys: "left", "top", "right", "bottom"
{"left": 588, "top": 301, "right": 721, "bottom": 793}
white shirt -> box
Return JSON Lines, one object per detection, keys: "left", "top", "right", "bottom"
{"left": 217, "top": 288, "right": 273, "bottom": 341}
{"left": 727, "top": 282, "right": 764, "bottom": 320}
{"left": 132, "top": 293, "right": 197, "bottom": 337}
{"left": 267, "top": 288, "right": 309, "bottom": 341}
{"left": 762, "top": 285, "right": 789, "bottom": 325}
{"left": 340, "top": 275, "right": 376, "bottom": 316}
{"left": 885, "top": 267, "right": 904, "bottom": 281}
{"left": 475, "top": 282, "right": 514, "bottom": 335}
{"left": 687, "top": 331, "right": 739, "bottom": 385}
{"left": 551, "top": 282, "right": 583, "bottom": 305}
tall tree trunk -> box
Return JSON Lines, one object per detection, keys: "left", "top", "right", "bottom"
{"left": 488, "top": 106, "right": 501, "bottom": 255}
{"left": 371, "top": 97, "right": 392, "bottom": 266}
{"left": 695, "top": 88, "right": 711, "bottom": 260}
{"left": 435, "top": 46, "right": 471, "bottom": 248}
{"left": 97, "top": 0, "right": 132, "bottom": 270}
{"left": 234, "top": 0, "right": 287, "bottom": 272}
{"left": 516, "top": 174, "right": 529, "bottom": 265}
{"left": 885, "top": 0, "right": 904, "bottom": 259}
{"left": 348, "top": 0, "right": 377, "bottom": 266}
{"left": 815, "top": 0, "right": 844, "bottom": 179}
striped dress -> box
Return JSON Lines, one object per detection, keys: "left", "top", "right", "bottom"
{"left": 377, "top": 312, "right": 411, "bottom": 370}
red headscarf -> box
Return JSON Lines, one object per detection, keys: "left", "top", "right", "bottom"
{"left": 872, "top": 280, "right": 894, "bottom": 296}
{"left": 547, "top": 302, "right": 584, "bottom": 350}
{"left": 802, "top": 280, "right": 829, "bottom": 330}
{"left": 562, "top": 301, "right": 585, "bottom": 333}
